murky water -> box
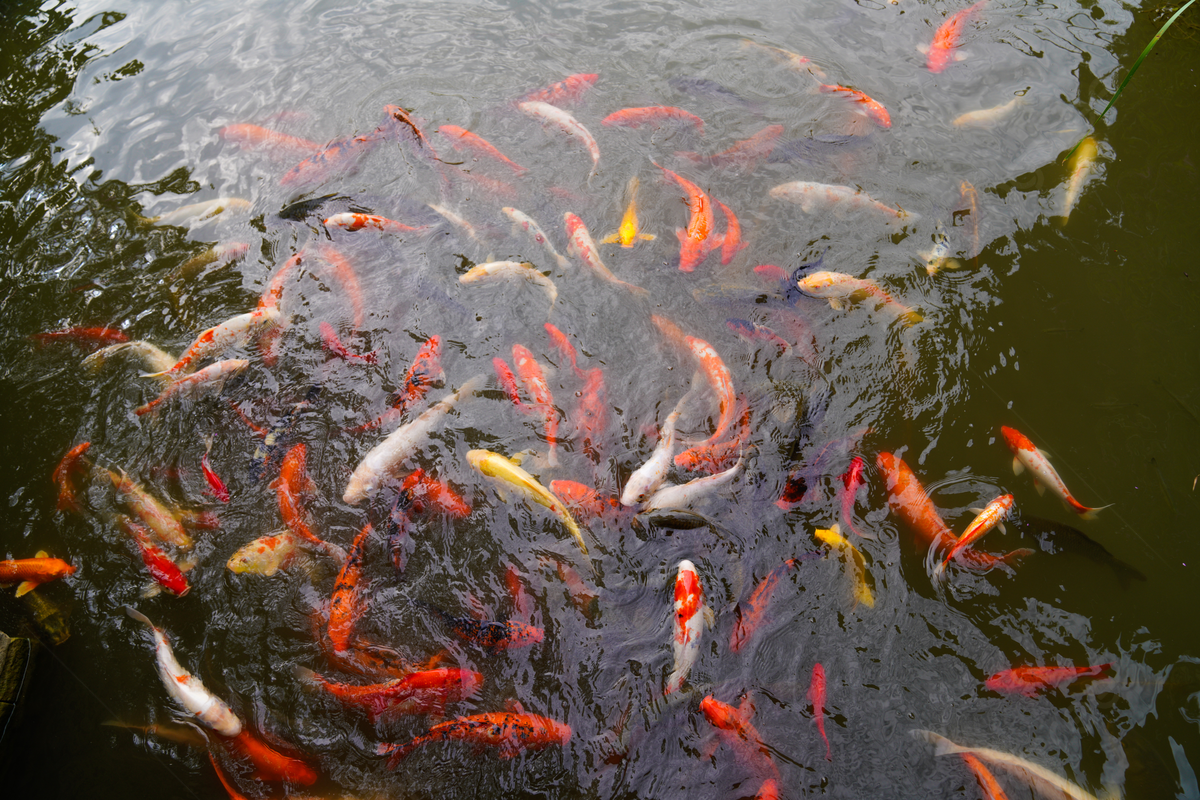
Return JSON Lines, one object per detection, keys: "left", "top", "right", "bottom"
{"left": 2, "top": 0, "right": 1199, "bottom": 797}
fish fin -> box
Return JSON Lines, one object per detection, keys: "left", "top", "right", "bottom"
{"left": 140, "top": 582, "right": 163, "bottom": 599}
{"left": 1034, "top": 480, "right": 1046, "bottom": 496}
{"left": 35, "top": 550, "right": 48, "bottom": 558}
{"left": 915, "top": 44, "right": 930, "bottom": 55}
{"left": 1076, "top": 503, "right": 1113, "bottom": 521}
{"left": 1012, "top": 457, "right": 1024, "bottom": 476}
{"left": 828, "top": 298, "right": 843, "bottom": 310}
{"left": 139, "top": 370, "right": 169, "bottom": 379}
{"left": 737, "top": 694, "right": 756, "bottom": 721}
{"left": 967, "top": 507, "right": 981, "bottom": 515}
{"left": 997, "top": 521, "right": 1006, "bottom": 535}
{"left": 600, "top": 232, "right": 619, "bottom": 244}
{"left": 955, "top": 52, "right": 968, "bottom": 62}
{"left": 638, "top": 233, "right": 657, "bottom": 241}
{"left": 911, "top": 729, "right": 964, "bottom": 757}
{"left": 1001, "top": 548, "right": 1035, "bottom": 565}
{"left": 504, "top": 698, "right": 527, "bottom": 713}
{"left": 15, "top": 581, "right": 38, "bottom": 598}
{"left": 703, "top": 604, "right": 716, "bottom": 629}
{"left": 124, "top": 606, "right": 154, "bottom": 628}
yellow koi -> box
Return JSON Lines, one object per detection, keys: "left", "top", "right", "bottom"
{"left": 466, "top": 449, "right": 589, "bottom": 560}
{"left": 814, "top": 523, "right": 874, "bottom": 609}
{"left": 1059, "top": 136, "right": 1097, "bottom": 223}
{"left": 601, "top": 176, "right": 656, "bottom": 247}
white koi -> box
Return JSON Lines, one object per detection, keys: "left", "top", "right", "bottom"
{"left": 460, "top": 261, "right": 558, "bottom": 306}
{"left": 621, "top": 408, "right": 682, "bottom": 507}
{"left": 770, "top": 181, "right": 910, "bottom": 219}
{"left": 643, "top": 455, "right": 744, "bottom": 512}
{"left": 518, "top": 101, "right": 600, "bottom": 182}
{"left": 502, "top": 207, "right": 571, "bottom": 270}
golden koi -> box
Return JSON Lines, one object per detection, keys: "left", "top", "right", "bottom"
{"left": 601, "top": 176, "right": 656, "bottom": 247}
{"left": 814, "top": 523, "right": 874, "bottom": 609}
{"left": 933, "top": 494, "right": 1014, "bottom": 580}
{"left": 797, "top": 270, "right": 922, "bottom": 327}
{"left": 466, "top": 449, "right": 588, "bottom": 559}
{"left": 107, "top": 469, "right": 193, "bottom": 550}
{"left": 226, "top": 530, "right": 300, "bottom": 576}
{"left": 1059, "top": 136, "right": 1097, "bottom": 223}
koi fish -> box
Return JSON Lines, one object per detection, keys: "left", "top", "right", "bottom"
{"left": 328, "top": 523, "right": 372, "bottom": 652}
{"left": 200, "top": 447, "right": 230, "bottom": 504}
{"left": 797, "top": 270, "right": 922, "bottom": 327}
{"left": 427, "top": 203, "right": 486, "bottom": 245}
{"left": 700, "top": 694, "right": 776, "bottom": 769}
{"left": 960, "top": 753, "right": 1012, "bottom": 800}
{"left": 319, "top": 321, "right": 378, "bottom": 365}
{"left": 281, "top": 131, "right": 380, "bottom": 187}
{"left": 676, "top": 124, "right": 784, "bottom": 170}
{"left": 0, "top": 552, "right": 76, "bottom": 597}
{"left": 912, "top": 729, "right": 1105, "bottom": 800}
{"left": 1001, "top": 426, "right": 1109, "bottom": 518}
{"left": 502, "top": 207, "right": 571, "bottom": 270}
{"left": 1011, "top": 515, "right": 1145, "bottom": 587}
{"left": 300, "top": 667, "right": 483, "bottom": 722}
{"left": 174, "top": 241, "right": 250, "bottom": 283}
{"left": 466, "top": 449, "right": 588, "bottom": 560}
{"left": 571, "top": 366, "right": 608, "bottom": 463}
{"left": 145, "top": 308, "right": 279, "bottom": 379}
{"left": 726, "top": 318, "right": 790, "bottom": 356}
{"left": 953, "top": 96, "right": 1025, "bottom": 128}
{"left": 672, "top": 402, "right": 751, "bottom": 474}
{"left": 135, "top": 358, "right": 250, "bottom": 417}
{"left": 521, "top": 73, "right": 598, "bottom": 105}
{"left": 685, "top": 335, "right": 737, "bottom": 447}
{"left": 666, "top": 559, "right": 713, "bottom": 694}
{"left": 933, "top": 494, "right": 1014, "bottom": 580}
{"left": 550, "top": 480, "right": 623, "bottom": 521}
{"left": 601, "top": 176, "right": 656, "bottom": 247}
{"left": 539, "top": 554, "right": 599, "bottom": 619}
{"left": 493, "top": 356, "right": 528, "bottom": 411}
{"left": 425, "top": 603, "right": 544, "bottom": 652}
{"left": 643, "top": 455, "right": 743, "bottom": 513}
{"left": 344, "top": 375, "right": 486, "bottom": 504}
{"left": 984, "top": 663, "right": 1112, "bottom": 697}
{"left": 839, "top": 457, "right": 870, "bottom": 539}
{"left": 740, "top": 39, "right": 827, "bottom": 80}
{"left": 715, "top": 200, "right": 747, "bottom": 265}
{"left": 113, "top": 516, "right": 190, "bottom": 597}
{"left": 226, "top": 530, "right": 300, "bottom": 576}
{"left": 314, "top": 243, "right": 366, "bottom": 330}
{"left": 621, "top": 408, "right": 682, "bottom": 506}
{"left": 876, "top": 453, "right": 1033, "bottom": 570}
{"left": 323, "top": 212, "right": 426, "bottom": 233}
{"left": 219, "top": 123, "right": 319, "bottom": 158}
{"left": 601, "top": 106, "right": 705, "bottom": 134}
{"left": 543, "top": 323, "right": 580, "bottom": 377}
{"left": 506, "top": 564, "right": 535, "bottom": 621}
{"left": 564, "top": 213, "right": 649, "bottom": 296}
{"left": 140, "top": 197, "right": 252, "bottom": 228}
{"left": 108, "top": 469, "right": 193, "bottom": 550}
{"left": 512, "top": 343, "right": 561, "bottom": 467}
{"left": 274, "top": 443, "right": 321, "bottom": 548}
{"left": 809, "top": 663, "right": 831, "bottom": 761}
{"left": 31, "top": 326, "right": 128, "bottom": 350}
{"left": 221, "top": 727, "right": 319, "bottom": 786}
{"left": 730, "top": 559, "right": 797, "bottom": 652}
{"left": 669, "top": 76, "right": 756, "bottom": 110}
{"left": 770, "top": 181, "right": 908, "bottom": 219}
{"left": 82, "top": 340, "right": 178, "bottom": 379}
{"left": 125, "top": 606, "right": 242, "bottom": 736}
{"left": 382, "top": 711, "right": 571, "bottom": 767}
{"left": 814, "top": 523, "right": 874, "bottom": 609}
{"left": 518, "top": 101, "right": 600, "bottom": 182}
{"left": 439, "top": 125, "right": 527, "bottom": 174}
{"left": 460, "top": 261, "right": 558, "bottom": 307}
{"left": 654, "top": 163, "right": 721, "bottom": 272}
{"left": 1060, "top": 136, "right": 1097, "bottom": 223}
{"left": 52, "top": 441, "right": 92, "bottom": 514}
{"left": 399, "top": 468, "right": 472, "bottom": 518}
{"left": 391, "top": 334, "right": 445, "bottom": 412}
{"left": 817, "top": 84, "right": 892, "bottom": 128}
{"left": 926, "top": 0, "right": 989, "bottom": 72}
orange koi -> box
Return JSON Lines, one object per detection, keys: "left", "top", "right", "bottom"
{"left": 601, "top": 106, "right": 705, "bottom": 134}
{"left": 301, "top": 667, "right": 483, "bottom": 722}
{"left": 506, "top": 564, "right": 535, "bottom": 621}
{"left": 219, "top": 123, "right": 319, "bottom": 160}
{"left": 438, "top": 125, "right": 527, "bottom": 175}
{"left": 817, "top": 84, "right": 892, "bottom": 128}
{"left": 493, "top": 356, "right": 528, "bottom": 411}
{"left": 960, "top": 753, "right": 1012, "bottom": 800}
{"left": 543, "top": 323, "right": 581, "bottom": 377}
{"left": 399, "top": 468, "right": 471, "bottom": 518}
{"left": 521, "top": 73, "right": 598, "bottom": 105}
{"left": 393, "top": 335, "right": 445, "bottom": 410}
{"left": 31, "top": 326, "right": 128, "bottom": 350}
{"left": 222, "top": 727, "right": 319, "bottom": 785}
{"left": 0, "top": 552, "right": 76, "bottom": 597}
{"left": 513, "top": 344, "right": 560, "bottom": 467}
{"left": 676, "top": 124, "right": 783, "bottom": 170}
{"left": 730, "top": 559, "right": 797, "bottom": 652}
{"left": 934, "top": 494, "right": 1014, "bottom": 579}
{"left": 715, "top": 199, "right": 746, "bottom": 265}
{"left": 323, "top": 212, "right": 426, "bottom": 234}
{"left": 274, "top": 443, "right": 322, "bottom": 549}
{"left": 328, "top": 523, "right": 372, "bottom": 652}
{"left": 550, "top": 480, "right": 623, "bottom": 521}
{"left": 674, "top": 395, "right": 751, "bottom": 473}
{"left": 571, "top": 366, "right": 608, "bottom": 463}
{"left": 1001, "top": 426, "right": 1110, "bottom": 519}
{"left": 280, "top": 131, "right": 380, "bottom": 187}
{"left": 685, "top": 335, "right": 736, "bottom": 447}
{"left": 927, "top": 0, "right": 989, "bottom": 73}
{"left": 654, "top": 163, "right": 721, "bottom": 272}
{"left": 319, "top": 321, "right": 378, "bottom": 365}
{"left": 809, "top": 662, "right": 831, "bottom": 761}
{"left": 839, "top": 456, "right": 868, "bottom": 539}
{"left": 700, "top": 694, "right": 777, "bottom": 773}
{"left": 52, "top": 441, "right": 92, "bottom": 513}
{"left": 315, "top": 243, "right": 366, "bottom": 330}
{"left": 382, "top": 711, "right": 571, "bottom": 767}
{"left": 984, "top": 663, "right": 1112, "bottom": 697}
{"left": 538, "top": 554, "right": 599, "bottom": 618}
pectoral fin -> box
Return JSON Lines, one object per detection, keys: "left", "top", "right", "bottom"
{"left": 1012, "top": 457, "right": 1024, "bottom": 476}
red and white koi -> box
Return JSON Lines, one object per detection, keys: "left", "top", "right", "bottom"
{"left": 521, "top": 73, "right": 599, "bottom": 105}
{"left": 518, "top": 101, "right": 600, "bottom": 182}
{"left": 344, "top": 375, "right": 486, "bottom": 504}
{"left": 323, "top": 212, "right": 426, "bottom": 234}
{"left": 502, "top": 207, "right": 571, "bottom": 270}
{"left": 564, "top": 213, "right": 649, "bottom": 296}
{"left": 125, "top": 606, "right": 242, "bottom": 736}
{"left": 933, "top": 494, "right": 1014, "bottom": 580}
{"left": 144, "top": 308, "right": 278, "bottom": 379}
{"left": 134, "top": 359, "right": 250, "bottom": 416}
{"left": 666, "top": 559, "right": 713, "bottom": 694}
{"left": 602, "top": 106, "right": 705, "bottom": 134}
{"left": 1001, "top": 426, "right": 1109, "bottom": 518}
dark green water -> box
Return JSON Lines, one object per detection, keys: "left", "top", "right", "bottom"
{"left": 1, "top": 0, "right": 1198, "bottom": 798}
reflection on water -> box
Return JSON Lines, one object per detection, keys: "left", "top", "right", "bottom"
{"left": 2, "top": 0, "right": 1198, "bottom": 798}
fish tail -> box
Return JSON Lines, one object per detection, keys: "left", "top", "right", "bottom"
{"left": 381, "top": 738, "right": 424, "bottom": 769}
{"left": 1074, "top": 502, "right": 1113, "bottom": 521}
{"left": 124, "top": 605, "right": 155, "bottom": 628}
{"left": 1000, "top": 547, "right": 1035, "bottom": 565}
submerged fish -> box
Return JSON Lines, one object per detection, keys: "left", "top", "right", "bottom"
{"left": 1001, "top": 426, "right": 1110, "bottom": 518}
{"left": 0, "top": 552, "right": 76, "bottom": 597}
{"left": 1011, "top": 515, "right": 1145, "bottom": 587}
{"left": 382, "top": 711, "right": 571, "bottom": 767}
{"left": 770, "top": 181, "right": 907, "bottom": 219}
{"left": 1059, "top": 136, "right": 1098, "bottom": 223}
{"left": 984, "top": 663, "right": 1113, "bottom": 697}
{"left": 601, "top": 176, "right": 657, "bottom": 247}
{"left": 814, "top": 524, "right": 874, "bottom": 609}
{"left": 666, "top": 558, "right": 714, "bottom": 694}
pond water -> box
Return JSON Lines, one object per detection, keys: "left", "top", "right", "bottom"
{"left": 2, "top": 0, "right": 1199, "bottom": 798}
